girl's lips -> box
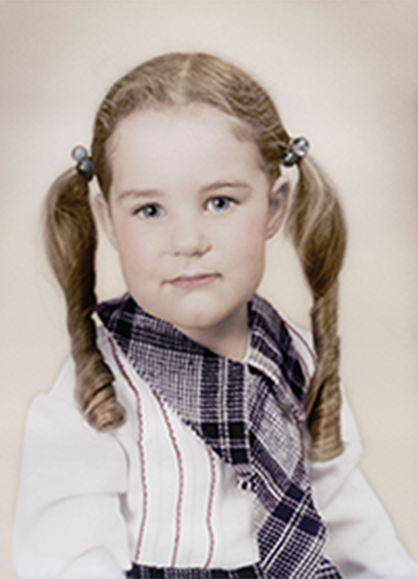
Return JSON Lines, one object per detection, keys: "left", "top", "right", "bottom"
{"left": 167, "top": 274, "right": 220, "bottom": 290}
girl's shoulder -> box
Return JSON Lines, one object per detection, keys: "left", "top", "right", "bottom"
{"left": 25, "top": 326, "right": 123, "bottom": 443}
{"left": 21, "top": 332, "right": 128, "bottom": 479}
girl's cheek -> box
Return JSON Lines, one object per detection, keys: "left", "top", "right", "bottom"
{"left": 238, "top": 215, "right": 268, "bottom": 254}
{"left": 115, "top": 227, "right": 147, "bottom": 268}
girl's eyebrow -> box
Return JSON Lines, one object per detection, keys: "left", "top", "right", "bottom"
{"left": 199, "top": 181, "right": 252, "bottom": 194}
{"left": 117, "top": 188, "right": 163, "bottom": 202}
{"left": 116, "top": 181, "right": 251, "bottom": 202}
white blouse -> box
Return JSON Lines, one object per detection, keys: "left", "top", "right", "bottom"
{"left": 13, "top": 323, "right": 418, "bottom": 578}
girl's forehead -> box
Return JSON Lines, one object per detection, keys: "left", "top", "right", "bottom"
{"left": 105, "top": 104, "right": 266, "bottom": 193}
{"left": 106, "top": 104, "right": 255, "bottom": 162}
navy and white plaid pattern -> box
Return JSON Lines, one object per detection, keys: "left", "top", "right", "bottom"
{"left": 126, "top": 563, "right": 264, "bottom": 578}
{"left": 97, "top": 294, "right": 341, "bottom": 578}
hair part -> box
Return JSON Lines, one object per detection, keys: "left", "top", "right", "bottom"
{"left": 92, "top": 53, "right": 288, "bottom": 197}
{"left": 45, "top": 52, "right": 346, "bottom": 460}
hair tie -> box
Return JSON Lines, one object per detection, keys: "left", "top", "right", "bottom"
{"left": 282, "top": 137, "right": 310, "bottom": 167}
{"left": 71, "top": 146, "right": 95, "bottom": 181}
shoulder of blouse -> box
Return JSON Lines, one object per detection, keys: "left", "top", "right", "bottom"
{"left": 278, "top": 318, "right": 364, "bottom": 507}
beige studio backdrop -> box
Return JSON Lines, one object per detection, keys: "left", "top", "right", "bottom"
{"left": 1, "top": 1, "right": 418, "bottom": 577}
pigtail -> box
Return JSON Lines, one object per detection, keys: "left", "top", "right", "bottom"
{"left": 286, "top": 156, "right": 347, "bottom": 461}
{"left": 44, "top": 168, "right": 126, "bottom": 431}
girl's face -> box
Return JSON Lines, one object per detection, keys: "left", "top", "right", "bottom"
{"left": 96, "top": 105, "right": 289, "bottom": 359}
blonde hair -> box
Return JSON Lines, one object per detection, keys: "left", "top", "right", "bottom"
{"left": 45, "top": 53, "right": 346, "bottom": 460}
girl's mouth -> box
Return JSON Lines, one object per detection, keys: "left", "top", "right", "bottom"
{"left": 167, "top": 273, "right": 220, "bottom": 290}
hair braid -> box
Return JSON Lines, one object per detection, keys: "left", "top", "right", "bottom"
{"left": 44, "top": 168, "right": 126, "bottom": 431}
{"left": 286, "top": 156, "right": 347, "bottom": 460}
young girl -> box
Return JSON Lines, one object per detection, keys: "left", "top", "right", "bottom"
{"left": 13, "top": 52, "right": 418, "bottom": 579}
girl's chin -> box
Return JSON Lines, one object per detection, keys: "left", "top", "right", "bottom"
{"left": 132, "top": 290, "right": 249, "bottom": 336}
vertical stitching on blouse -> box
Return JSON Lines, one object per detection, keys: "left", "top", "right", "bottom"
{"left": 109, "top": 336, "right": 148, "bottom": 562}
{"left": 202, "top": 446, "right": 216, "bottom": 568}
{"left": 152, "top": 391, "right": 185, "bottom": 567}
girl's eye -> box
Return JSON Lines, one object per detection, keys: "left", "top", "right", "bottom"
{"left": 135, "top": 203, "right": 164, "bottom": 219}
{"left": 207, "top": 196, "right": 234, "bottom": 213}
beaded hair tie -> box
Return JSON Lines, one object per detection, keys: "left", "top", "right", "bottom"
{"left": 282, "top": 137, "right": 310, "bottom": 167}
{"left": 71, "top": 146, "right": 95, "bottom": 181}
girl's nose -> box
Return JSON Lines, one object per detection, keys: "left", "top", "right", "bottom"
{"left": 170, "top": 215, "right": 211, "bottom": 257}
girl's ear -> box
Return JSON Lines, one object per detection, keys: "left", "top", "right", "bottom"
{"left": 265, "top": 175, "right": 291, "bottom": 239}
{"left": 93, "top": 194, "right": 118, "bottom": 249}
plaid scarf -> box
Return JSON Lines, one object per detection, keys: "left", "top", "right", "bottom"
{"left": 97, "top": 294, "right": 341, "bottom": 579}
